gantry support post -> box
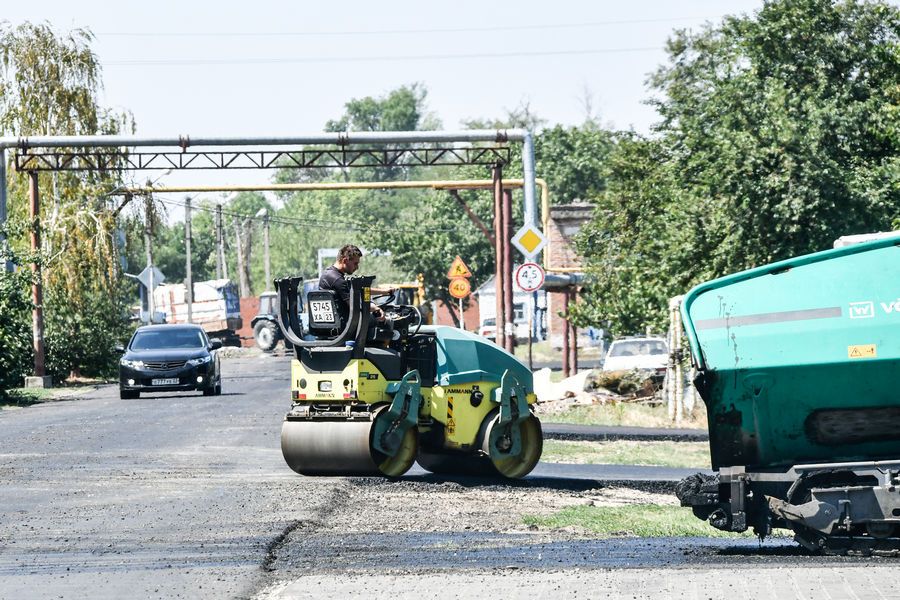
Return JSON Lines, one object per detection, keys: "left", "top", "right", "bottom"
{"left": 28, "top": 172, "right": 46, "bottom": 379}
{"left": 492, "top": 166, "right": 506, "bottom": 350}
{"left": 502, "top": 189, "right": 515, "bottom": 354}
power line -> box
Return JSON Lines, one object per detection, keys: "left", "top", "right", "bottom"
{"left": 150, "top": 195, "right": 458, "bottom": 234}
{"left": 95, "top": 16, "right": 722, "bottom": 38}
{"left": 103, "top": 46, "right": 664, "bottom": 68}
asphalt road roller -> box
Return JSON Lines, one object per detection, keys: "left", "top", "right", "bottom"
{"left": 676, "top": 234, "right": 900, "bottom": 554}
{"left": 274, "top": 274, "right": 542, "bottom": 478}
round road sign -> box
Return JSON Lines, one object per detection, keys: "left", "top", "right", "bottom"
{"left": 515, "top": 262, "right": 545, "bottom": 292}
{"left": 448, "top": 277, "right": 471, "bottom": 299}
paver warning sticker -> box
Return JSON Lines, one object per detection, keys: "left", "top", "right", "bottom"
{"left": 848, "top": 344, "right": 877, "bottom": 359}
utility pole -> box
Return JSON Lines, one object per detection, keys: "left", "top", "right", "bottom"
{"left": 185, "top": 196, "right": 193, "bottom": 324}
{"left": 263, "top": 211, "right": 270, "bottom": 290}
{"left": 215, "top": 204, "right": 225, "bottom": 280}
{"left": 234, "top": 216, "right": 251, "bottom": 297}
{"left": 256, "top": 208, "right": 271, "bottom": 290}
{"left": 144, "top": 196, "right": 155, "bottom": 324}
{"left": 29, "top": 172, "right": 46, "bottom": 380}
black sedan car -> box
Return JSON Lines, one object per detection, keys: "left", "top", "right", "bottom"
{"left": 118, "top": 324, "right": 222, "bottom": 399}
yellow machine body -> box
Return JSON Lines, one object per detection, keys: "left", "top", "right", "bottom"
{"left": 426, "top": 381, "right": 538, "bottom": 450}
{"left": 291, "top": 358, "right": 393, "bottom": 404}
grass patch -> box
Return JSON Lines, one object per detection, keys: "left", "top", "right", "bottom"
{"left": 524, "top": 504, "right": 748, "bottom": 538}
{"left": 1, "top": 388, "right": 52, "bottom": 408}
{"left": 542, "top": 440, "right": 711, "bottom": 469}
{"left": 1, "top": 381, "right": 100, "bottom": 409}
{"left": 545, "top": 402, "right": 708, "bottom": 430}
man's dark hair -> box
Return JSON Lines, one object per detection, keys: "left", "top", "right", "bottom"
{"left": 338, "top": 244, "right": 362, "bottom": 262}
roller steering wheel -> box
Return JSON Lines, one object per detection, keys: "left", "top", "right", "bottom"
{"left": 372, "top": 290, "right": 396, "bottom": 307}
{"left": 402, "top": 305, "right": 424, "bottom": 336}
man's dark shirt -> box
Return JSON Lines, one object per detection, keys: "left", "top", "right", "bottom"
{"left": 318, "top": 265, "right": 350, "bottom": 323}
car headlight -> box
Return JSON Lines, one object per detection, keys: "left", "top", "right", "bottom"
{"left": 120, "top": 358, "right": 144, "bottom": 369}
{"left": 187, "top": 355, "right": 211, "bottom": 366}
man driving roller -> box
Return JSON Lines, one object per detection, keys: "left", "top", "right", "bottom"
{"left": 319, "top": 244, "right": 388, "bottom": 325}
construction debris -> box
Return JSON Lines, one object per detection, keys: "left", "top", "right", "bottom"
{"left": 532, "top": 368, "right": 662, "bottom": 416}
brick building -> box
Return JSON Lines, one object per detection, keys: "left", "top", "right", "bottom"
{"left": 545, "top": 202, "right": 594, "bottom": 348}
{"left": 433, "top": 295, "right": 481, "bottom": 331}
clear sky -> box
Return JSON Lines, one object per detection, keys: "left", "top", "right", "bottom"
{"left": 5, "top": 0, "right": 894, "bottom": 197}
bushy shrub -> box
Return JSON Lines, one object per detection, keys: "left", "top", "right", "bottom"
{"left": 0, "top": 267, "right": 32, "bottom": 397}
{"left": 43, "top": 283, "right": 133, "bottom": 381}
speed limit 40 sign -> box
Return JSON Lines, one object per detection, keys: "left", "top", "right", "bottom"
{"left": 514, "top": 263, "right": 545, "bottom": 292}
{"left": 448, "top": 277, "right": 471, "bottom": 299}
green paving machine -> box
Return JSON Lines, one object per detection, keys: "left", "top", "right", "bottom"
{"left": 273, "top": 274, "right": 542, "bottom": 478}
{"left": 676, "top": 235, "right": 900, "bottom": 554}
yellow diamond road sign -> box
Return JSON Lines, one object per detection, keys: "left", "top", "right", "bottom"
{"left": 511, "top": 225, "right": 547, "bottom": 259}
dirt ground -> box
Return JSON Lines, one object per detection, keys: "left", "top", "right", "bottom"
{"left": 303, "top": 478, "right": 678, "bottom": 536}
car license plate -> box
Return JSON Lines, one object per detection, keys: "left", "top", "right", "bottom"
{"left": 151, "top": 378, "right": 179, "bottom": 386}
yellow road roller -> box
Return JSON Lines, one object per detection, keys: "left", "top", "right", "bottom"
{"left": 274, "top": 274, "right": 542, "bottom": 478}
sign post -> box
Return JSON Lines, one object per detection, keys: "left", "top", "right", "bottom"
{"left": 138, "top": 265, "right": 166, "bottom": 324}
{"left": 447, "top": 256, "right": 472, "bottom": 329}
{"left": 515, "top": 263, "right": 545, "bottom": 369}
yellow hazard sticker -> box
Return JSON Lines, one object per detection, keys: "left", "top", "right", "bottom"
{"left": 848, "top": 344, "right": 876, "bottom": 359}
{"left": 446, "top": 397, "right": 455, "bottom": 434}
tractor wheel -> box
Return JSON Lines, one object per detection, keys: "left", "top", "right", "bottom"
{"left": 254, "top": 320, "right": 279, "bottom": 352}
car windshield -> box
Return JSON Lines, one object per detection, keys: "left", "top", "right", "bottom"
{"left": 608, "top": 340, "right": 667, "bottom": 357}
{"left": 131, "top": 328, "right": 206, "bottom": 350}
{"left": 482, "top": 318, "right": 496, "bottom": 327}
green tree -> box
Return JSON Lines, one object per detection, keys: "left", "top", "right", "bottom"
{"left": 651, "top": 0, "right": 900, "bottom": 273}
{"left": 325, "top": 83, "right": 435, "bottom": 133}
{"left": 575, "top": 0, "right": 900, "bottom": 336}
{"left": 0, "top": 22, "right": 134, "bottom": 383}
{"left": 535, "top": 123, "right": 613, "bottom": 204}
{"left": 573, "top": 134, "right": 694, "bottom": 334}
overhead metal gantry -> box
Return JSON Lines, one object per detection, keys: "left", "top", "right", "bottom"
{"left": 14, "top": 145, "right": 511, "bottom": 172}
{"left": 0, "top": 129, "right": 539, "bottom": 381}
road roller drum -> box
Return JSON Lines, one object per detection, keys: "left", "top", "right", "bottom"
{"left": 281, "top": 408, "right": 419, "bottom": 477}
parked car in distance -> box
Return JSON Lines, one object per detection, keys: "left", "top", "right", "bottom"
{"left": 601, "top": 337, "right": 669, "bottom": 381}
{"left": 117, "top": 324, "right": 222, "bottom": 400}
{"left": 477, "top": 317, "right": 533, "bottom": 342}
{"left": 477, "top": 317, "right": 497, "bottom": 341}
